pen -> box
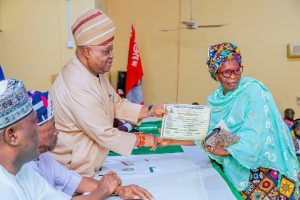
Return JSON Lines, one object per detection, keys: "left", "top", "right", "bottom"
{"left": 121, "top": 161, "right": 130, "bottom": 166}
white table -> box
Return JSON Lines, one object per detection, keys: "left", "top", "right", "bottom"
{"left": 97, "top": 146, "right": 236, "bottom": 200}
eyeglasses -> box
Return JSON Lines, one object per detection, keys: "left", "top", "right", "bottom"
{"left": 218, "top": 66, "right": 243, "bottom": 78}
{"left": 87, "top": 46, "right": 113, "bottom": 56}
{"left": 100, "top": 47, "right": 113, "bottom": 56}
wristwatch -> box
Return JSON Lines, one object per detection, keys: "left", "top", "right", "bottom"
{"left": 148, "top": 105, "right": 153, "bottom": 116}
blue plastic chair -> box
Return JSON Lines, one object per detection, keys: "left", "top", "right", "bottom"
{"left": 0, "top": 66, "right": 5, "bottom": 81}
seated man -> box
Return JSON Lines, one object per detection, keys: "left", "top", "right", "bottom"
{"left": 291, "top": 119, "right": 300, "bottom": 156}
{"left": 283, "top": 108, "right": 295, "bottom": 130}
{"left": 28, "top": 90, "right": 153, "bottom": 200}
{"left": 0, "top": 79, "right": 120, "bottom": 200}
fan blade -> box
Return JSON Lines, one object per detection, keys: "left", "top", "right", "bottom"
{"left": 182, "top": 21, "right": 196, "bottom": 26}
{"left": 160, "top": 27, "right": 187, "bottom": 32}
{"left": 197, "top": 24, "right": 227, "bottom": 28}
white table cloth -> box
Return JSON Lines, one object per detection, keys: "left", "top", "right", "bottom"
{"left": 96, "top": 146, "right": 236, "bottom": 200}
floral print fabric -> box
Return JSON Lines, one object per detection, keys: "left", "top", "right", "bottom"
{"left": 240, "top": 168, "right": 297, "bottom": 200}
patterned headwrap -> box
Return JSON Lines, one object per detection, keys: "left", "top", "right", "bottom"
{"left": 28, "top": 91, "right": 54, "bottom": 126}
{"left": 206, "top": 42, "right": 242, "bottom": 80}
{"left": 0, "top": 79, "right": 33, "bottom": 130}
{"left": 292, "top": 119, "right": 300, "bottom": 130}
{"left": 72, "top": 9, "right": 115, "bottom": 47}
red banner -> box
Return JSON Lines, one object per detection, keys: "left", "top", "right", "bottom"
{"left": 125, "top": 25, "right": 144, "bottom": 104}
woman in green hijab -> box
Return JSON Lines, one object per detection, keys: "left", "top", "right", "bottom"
{"left": 158, "top": 42, "right": 299, "bottom": 199}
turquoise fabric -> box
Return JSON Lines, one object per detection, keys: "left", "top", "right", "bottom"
{"left": 205, "top": 77, "right": 299, "bottom": 192}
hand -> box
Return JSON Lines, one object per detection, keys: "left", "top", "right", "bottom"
{"left": 151, "top": 104, "right": 166, "bottom": 118}
{"left": 97, "top": 171, "right": 122, "bottom": 195}
{"left": 143, "top": 134, "right": 158, "bottom": 151}
{"left": 155, "top": 137, "right": 171, "bottom": 146}
{"left": 202, "top": 139, "right": 229, "bottom": 157}
{"left": 115, "top": 184, "right": 154, "bottom": 200}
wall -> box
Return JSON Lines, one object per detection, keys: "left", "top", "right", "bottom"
{"left": 106, "top": 0, "right": 300, "bottom": 116}
{"left": 106, "top": 0, "right": 181, "bottom": 104}
{"left": 0, "top": 0, "right": 95, "bottom": 90}
{"left": 0, "top": 0, "right": 3, "bottom": 31}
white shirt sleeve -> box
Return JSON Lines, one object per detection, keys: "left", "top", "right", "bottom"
{"left": 0, "top": 182, "right": 20, "bottom": 199}
{"left": 0, "top": 164, "right": 71, "bottom": 200}
{"left": 28, "top": 164, "right": 72, "bottom": 200}
{"left": 31, "top": 152, "right": 82, "bottom": 196}
{"left": 50, "top": 155, "right": 82, "bottom": 195}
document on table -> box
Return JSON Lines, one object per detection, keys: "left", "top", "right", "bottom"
{"left": 97, "top": 156, "right": 161, "bottom": 176}
{"left": 161, "top": 104, "right": 211, "bottom": 140}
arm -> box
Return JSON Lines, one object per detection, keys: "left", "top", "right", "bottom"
{"left": 67, "top": 89, "right": 137, "bottom": 156}
{"left": 67, "top": 84, "right": 157, "bottom": 154}
{"left": 72, "top": 190, "right": 110, "bottom": 200}
{"left": 156, "top": 137, "right": 195, "bottom": 146}
{"left": 105, "top": 77, "right": 165, "bottom": 122}
{"left": 26, "top": 165, "right": 72, "bottom": 199}
{"left": 37, "top": 152, "right": 82, "bottom": 196}
{"left": 156, "top": 135, "right": 229, "bottom": 156}
{"left": 73, "top": 172, "right": 120, "bottom": 200}
{"left": 75, "top": 174, "right": 154, "bottom": 200}
{"left": 75, "top": 177, "right": 98, "bottom": 194}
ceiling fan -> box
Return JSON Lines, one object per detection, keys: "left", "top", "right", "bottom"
{"left": 161, "top": 0, "right": 226, "bottom": 32}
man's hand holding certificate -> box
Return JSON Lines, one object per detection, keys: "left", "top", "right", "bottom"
{"left": 161, "top": 104, "right": 211, "bottom": 140}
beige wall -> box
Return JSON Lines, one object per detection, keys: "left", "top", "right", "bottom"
{"left": 106, "top": 0, "right": 181, "bottom": 104}
{"left": 106, "top": 0, "right": 300, "bottom": 117}
{"left": 0, "top": 0, "right": 3, "bottom": 31}
{"left": 0, "top": 0, "right": 95, "bottom": 90}
{"left": 1, "top": 0, "right": 300, "bottom": 117}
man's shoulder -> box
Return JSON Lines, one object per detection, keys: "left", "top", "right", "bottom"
{"left": 35, "top": 152, "right": 56, "bottom": 166}
{"left": 61, "top": 58, "right": 87, "bottom": 84}
{"left": 53, "top": 60, "right": 93, "bottom": 95}
{"left": 21, "top": 163, "right": 41, "bottom": 176}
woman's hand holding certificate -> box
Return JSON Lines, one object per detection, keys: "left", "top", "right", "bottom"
{"left": 160, "top": 104, "right": 211, "bottom": 140}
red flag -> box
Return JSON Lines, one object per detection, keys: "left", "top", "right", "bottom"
{"left": 125, "top": 25, "right": 144, "bottom": 104}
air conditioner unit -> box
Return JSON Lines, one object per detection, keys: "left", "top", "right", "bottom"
{"left": 287, "top": 43, "right": 300, "bottom": 58}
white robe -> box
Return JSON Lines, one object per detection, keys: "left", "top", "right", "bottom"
{"left": 0, "top": 164, "right": 70, "bottom": 200}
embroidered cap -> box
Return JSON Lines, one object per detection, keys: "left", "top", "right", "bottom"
{"left": 28, "top": 91, "right": 54, "bottom": 126}
{"left": 72, "top": 9, "right": 116, "bottom": 47}
{"left": 0, "top": 79, "right": 33, "bottom": 130}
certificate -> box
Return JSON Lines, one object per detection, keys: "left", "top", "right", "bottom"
{"left": 161, "top": 104, "right": 211, "bottom": 140}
